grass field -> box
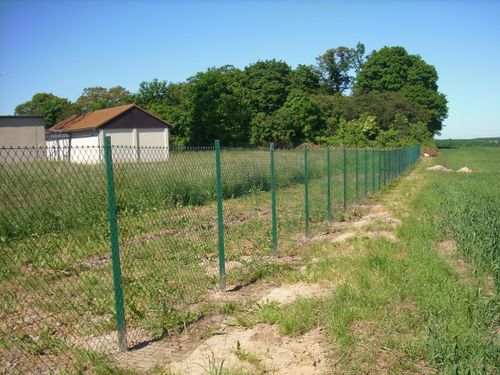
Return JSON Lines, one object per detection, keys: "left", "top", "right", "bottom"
{"left": 2, "top": 145, "right": 497, "bottom": 374}
{"left": 1, "top": 145, "right": 405, "bottom": 373}
{"left": 193, "top": 147, "right": 498, "bottom": 374}
{"left": 426, "top": 148, "right": 500, "bottom": 289}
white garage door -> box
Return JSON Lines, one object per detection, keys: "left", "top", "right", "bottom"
{"left": 103, "top": 129, "right": 134, "bottom": 146}
{"left": 137, "top": 128, "right": 165, "bottom": 147}
{"left": 103, "top": 129, "right": 135, "bottom": 162}
{"left": 138, "top": 128, "right": 168, "bottom": 161}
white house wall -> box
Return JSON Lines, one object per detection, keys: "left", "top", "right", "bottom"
{"left": 46, "top": 133, "right": 100, "bottom": 163}
{"left": 69, "top": 134, "right": 100, "bottom": 163}
{"left": 46, "top": 127, "right": 170, "bottom": 164}
{"left": 46, "top": 138, "right": 70, "bottom": 161}
{"left": 137, "top": 128, "right": 169, "bottom": 161}
{"left": 102, "top": 129, "right": 136, "bottom": 162}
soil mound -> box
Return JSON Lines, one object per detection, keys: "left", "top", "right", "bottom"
{"left": 456, "top": 167, "right": 473, "bottom": 173}
{"left": 426, "top": 165, "right": 452, "bottom": 172}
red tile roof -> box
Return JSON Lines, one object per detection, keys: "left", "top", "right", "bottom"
{"left": 49, "top": 104, "right": 171, "bottom": 133}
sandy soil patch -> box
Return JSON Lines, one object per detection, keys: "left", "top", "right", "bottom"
{"left": 456, "top": 166, "right": 473, "bottom": 173}
{"left": 426, "top": 165, "right": 452, "bottom": 172}
{"left": 116, "top": 315, "right": 231, "bottom": 372}
{"left": 352, "top": 211, "right": 401, "bottom": 229}
{"left": 209, "top": 280, "right": 276, "bottom": 304}
{"left": 301, "top": 229, "right": 397, "bottom": 246}
{"left": 300, "top": 203, "right": 400, "bottom": 246}
{"left": 168, "top": 323, "right": 330, "bottom": 375}
{"left": 257, "top": 282, "right": 330, "bottom": 305}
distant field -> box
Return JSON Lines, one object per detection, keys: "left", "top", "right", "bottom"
{"left": 436, "top": 137, "right": 500, "bottom": 148}
{"left": 433, "top": 147, "right": 500, "bottom": 172}
{"left": 428, "top": 147, "right": 500, "bottom": 287}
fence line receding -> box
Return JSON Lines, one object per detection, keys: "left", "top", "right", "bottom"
{"left": 0, "top": 141, "right": 420, "bottom": 373}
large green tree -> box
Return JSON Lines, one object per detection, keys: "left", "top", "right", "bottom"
{"left": 354, "top": 46, "right": 447, "bottom": 134}
{"left": 250, "top": 90, "right": 325, "bottom": 146}
{"left": 15, "top": 93, "right": 74, "bottom": 128}
{"left": 351, "top": 91, "right": 417, "bottom": 130}
{"left": 244, "top": 60, "right": 292, "bottom": 115}
{"left": 74, "top": 86, "right": 133, "bottom": 113}
{"left": 13, "top": 43, "right": 447, "bottom": 148}
{"left": 134, "top": 79, "right": 170, "bottom": 108}
{"left": 187, "top": 66, "right": 251, "bottom": 146}
{"left": 315, "top": 43, "right": 366, "bottom": 94}
{"left": 290, "top": 64, "right": 321, "bottom": 93}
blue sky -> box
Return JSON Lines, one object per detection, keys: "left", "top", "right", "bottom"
{"left": 0, "top": 0, "right": 499, "bottom": 139}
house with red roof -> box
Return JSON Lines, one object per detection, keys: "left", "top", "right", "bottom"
{"left": 46, "top": 104, "right": 172, "bottom": 163}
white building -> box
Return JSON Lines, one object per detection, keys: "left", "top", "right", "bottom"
{"left": 0, "top": 116, "right": 46, "bottom": 163}
{"left": 46, "top": 104, "right": 172, "bottom": 163}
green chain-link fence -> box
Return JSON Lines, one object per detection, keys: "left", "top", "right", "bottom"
{"left": 0, "top": 141, "right": 420, "bottom": 373}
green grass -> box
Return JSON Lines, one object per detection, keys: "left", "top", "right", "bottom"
{"left": 433, "top": 147, "right": 500, "bottom": 172}
{"left": 232, "top": 149, "right": 500, "bottom": 373}
{"left": 0, "top": 145, "right": 417, "bottom": 373}
{"left": 0, "top": 146, "right": 405, "bottom": 240}
{"left": 430, "top": 148, "right": 500, "bottom": 288}
{"left": 436, "top": 138, "right": 500, "bottom": 149}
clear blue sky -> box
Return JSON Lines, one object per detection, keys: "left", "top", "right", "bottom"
{"left": 1, "top": 0, "right": 499, "bottom": 139}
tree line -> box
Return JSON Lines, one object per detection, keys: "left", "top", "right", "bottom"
{"left": 15, "top": 44, "right": 447, "bottom": 148}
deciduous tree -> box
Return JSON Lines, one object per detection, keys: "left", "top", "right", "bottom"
{"left": 244, "top": 60, "right": 292, "bottom": 115}
{"left": 315, "top": 42, "right": 366, "bottom": 94}
{"left": 354, "top": 46, "right": 448, "bottom": 134}
{"left": 15, "top": 93, "right": 74, "bottom": 127}
{"left": 74, "top": 86, "right": 132, "bottom": 113}
{"left": 250, "top": 90, "right": 324, "bottom": 146}
{"left": 187, "top": 66, "right": 251, "bottom": 146}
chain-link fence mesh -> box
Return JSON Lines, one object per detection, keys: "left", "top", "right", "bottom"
{"left": 0, "top": 147, "right": 114, "bottom": 373}
{"left": 0, "top": 143, "right": 420, "bottom": 373}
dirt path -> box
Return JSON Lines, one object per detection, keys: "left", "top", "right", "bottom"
{"left": 115, "top": 173, "right": 416, "bottom": 374}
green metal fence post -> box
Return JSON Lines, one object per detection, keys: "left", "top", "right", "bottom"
{"left": 399, "top": 148, "right": 402, "bottom": 176}
{"left": 270, "top": 143, "right": 278, "bottom": 256}
{"left": 397, "top": 149, "right": 399, "bottom": 177}
{"left": 392, "top": 149, "right": 395, "bottom": 179}
{"left": 396, "top": 148, "right": 401, "bottom": 177}
{"left": 343, "top": 147, "right": 347, "bottom": 210}
{"left": 326, "top": 146, "right": 333, "bottom": 222}
{"left": 304, "top": 145, "right": 310, "bottom": 237}
{"left": 384, "top": 149, "right": 388, "bottom": 185}
{"left": 371, "top": 149, "right": 375, "bottom": 194}
{"left": 355, "top": 149, "right": 359, "bottom": 202}
{"left": 104, "top": 136, "right": 127, "bottom": 352}
{"left": 389, "top": 149, "right": 392, "bottom": 181}
{"left": 364, "top": 148, "right": 368, "bottom": 199}
{"left": 397, "top": 148, "right": 400, "bottom": 177}
{"left": 405, "top": 148, "right": 408, "bottom": 171}
{"left": 394, "top": 149, "right": 397, "bottom": 179}
{"left": 215, "top": 140, "right": 226, "bottom": 291}
{"left": 396, "top": 148, "right": 399, "bottom": 177}
{"left": 394, "top": 149, "right": 396, "bottom": 179}
{"left": 378, "top": 150, "right": 381, "bottom": 190}
{"left": 382, "top": 149, "right": 385, "bottom": 186}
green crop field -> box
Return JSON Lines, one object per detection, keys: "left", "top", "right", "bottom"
{"left": 424, "top": 148, "right": 500, "bottom": 287}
